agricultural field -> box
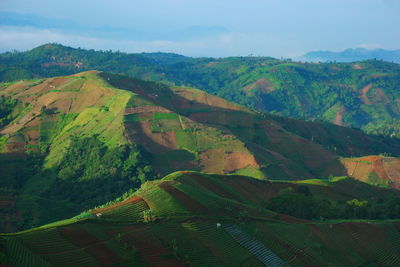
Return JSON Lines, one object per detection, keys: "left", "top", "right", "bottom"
{"left": 2, "top": 44, "right": 400, "bottom": 138}
{"left": 1, "top": 71, "right": 400, "bottom": 233}
{"left": 2, "top": 171, "right": 400, "bottom": 266}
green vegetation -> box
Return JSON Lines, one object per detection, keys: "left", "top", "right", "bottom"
{"left": 267, "top": 186, "right": 400, "bottom": 220}
{"left": 0, "top": 96, "right": 18, "bottom": 128}
{"left": 2, "top": 171, "right": 400, "bottom": 266}
{"left": 0, "top": 70, "right": 400, "bottom": 234}
{"left": 2, "top": 44, "right": 400, "bottom": 138}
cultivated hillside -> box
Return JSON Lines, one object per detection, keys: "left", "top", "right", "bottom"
{"left": 2, "top": 171, "right": 400, "bottom": 266}
{"left": 1, "top": 44, "right": 400, "bottom": 137}
{"left": 1, "top": 71, "right": 400, "bottom": 233}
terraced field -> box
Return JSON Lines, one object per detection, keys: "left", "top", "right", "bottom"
{"left": 2, "top": 171, "right": 400, "bottom": 266}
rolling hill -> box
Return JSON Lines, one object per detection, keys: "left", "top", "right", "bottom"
{"left": 2, "top": 171, "right": 400, "bottom": 266}
{"left": 1, "top": 44, "right": 400, "bottom": 138}
{"left": 1, "top": 71, "right": 400, "bottom": 233}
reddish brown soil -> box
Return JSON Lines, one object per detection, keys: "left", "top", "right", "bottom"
{"left": 142, "top": 122, "right": 177, "bottom": 151}
{"left": 244, "top": 78, "right": 275, "bottom": 93}
{"left": 341, "top": 155, "right": 400, "bottom": 188}
{"left": 125, "top": 121, "right": 178, "bottom": 154}
{"left": 277, "top": 214, "right": 310, "bottom": 224}
{"left": 333, "top": 105, "right": 345, "bottom": 126}
{"left": 222, "top": 178, "right": 284, "bottom": 204}
{"left": 352, "top": 64, "right": 363, "bottom": 70}
{"left": 198, "top": 149, "right": 225, "bottom": 173}
{"left": 173, "top": 88, "right": 243, "bottom": 112}
{"left": 119, "top": 225, "right": 184, "bottom": 267}
{"left": 370, "top": 88, "right": 389, "bottom": 104}
{"left": 85, "top": 243, "right": 123, "bottom": 265}
{"left": 360, "top": 84, "right": 372, "bottom": 105}
{"left": 58, "top": 225, "right": 99, "bottom": 247}
{"left": 187, "top": 173, "right": 240, "bottom": 202}
{"left": 91, "top": 196, "right": 145, "bottom": 214}
{"left": 125, "top": 105, "right": 172, "bottom": 115}
{"left": 59, "top": 225, "right": 123, "bottom": 265}
{"left": 223, "top": 151, "right": 259, "bottom": 173}
{"left": 158, "top": 181, "right": 209, "bottom": 213}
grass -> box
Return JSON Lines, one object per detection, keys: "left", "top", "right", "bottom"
{"left": 153, "top": 113, "right": 179, "bottom": 120}
{"left": 233, "top": 167, "right": 266, "bottom": 179}
{"left": 175, "top": 129, "right": 197, "bottom": 151}
{"left": 141, "top": 186, "right": 187, "bottom": 217}
{"left": 0, "top": 135, "right": 7, "bottom": 152}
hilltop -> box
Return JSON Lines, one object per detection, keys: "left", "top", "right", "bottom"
{"left": 1, "top": 44, "right": 400, "bottom": 138}
{"left": 2, "top": 171, "right": 400, "bottom": 266}
{"left": 1, "top": 71, "right": 400, "bottom": 233}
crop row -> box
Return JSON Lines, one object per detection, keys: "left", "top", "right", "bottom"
{"left": 151, "top": 222, "right": 220, "bottom": 266}
{"left": 17, "top": 228, "right": 77, "bottom": 254}
{"left": 181, "top": 221, "right": 255, "bottom": 265}
{"left": 102, "top": 200, "right": 148, "bottom": 221}
{"left": 5, "top": 237, "right": 51, "bottom": 267}
{"left": 224, "top": 224, "right": 286, "bottom": 267}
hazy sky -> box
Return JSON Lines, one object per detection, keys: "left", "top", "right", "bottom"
{"left": 0, "top": 0, "right": 399, "bottom": 57}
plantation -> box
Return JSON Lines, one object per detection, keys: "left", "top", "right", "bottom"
{"left": 0, "top": 70, "right": 399, "bottom": 265}
{"left": 2, "top": 171, "right": 400, "bottom": 266}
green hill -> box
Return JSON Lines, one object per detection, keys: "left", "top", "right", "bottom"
{"left": 2, "top": 171, "right": 400, "bottom": 266}
{"left": 1, "top": 43, "right": 400, "bottom": 138}
{"left": 1, "top": 71, "right": 399, "bottom": 233}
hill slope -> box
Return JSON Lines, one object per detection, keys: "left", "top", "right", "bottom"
{"left": 1, "top": 71, "right": 400, "bottom": 233}
{"left": 1, "top": 44, "right": 400, "bottom": 138}
{"left": 2, "top": 171, "right": 400, "bottom": 266}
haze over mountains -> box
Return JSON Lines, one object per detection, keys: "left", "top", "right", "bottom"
{"left": 301, "top": 48, "right": 400, "bottom": 64}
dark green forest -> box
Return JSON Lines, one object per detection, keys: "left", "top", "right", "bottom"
{"left": 0, "top": 136, "right": 154, "bottom": 231}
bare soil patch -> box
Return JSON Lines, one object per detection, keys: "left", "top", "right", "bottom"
{"left": 244, "top": 78, "right": 275, "bottom": 93}
{"left": 198, "top": 149, "right": 225, "bottom": 173}
{"left": 125, "top": 105, "right": 171, "bottom": 115}
{"left": 223, "top": 151, "right": 259, "bottom": 173}
{"left": 360, "top": 84, "right": 372, "bottom": 105}
{"left": 333, "top": 105, "right": 345, "bottom": 126}
{"left": 187, "top": 173, "right": 240, "bottom": 201}
{"left": 59, "top": 225, "right": 123, "bottom": 265}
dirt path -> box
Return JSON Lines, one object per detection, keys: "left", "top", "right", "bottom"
{"left": 333, "top": 106, "right": 345, "bottom": 126}
{"left": 361, "top": 84, "right": 372, "bottom": 105}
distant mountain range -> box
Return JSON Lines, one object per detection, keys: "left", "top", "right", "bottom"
{"left": 301, "top": 48, "right": 400, "bottom": 63}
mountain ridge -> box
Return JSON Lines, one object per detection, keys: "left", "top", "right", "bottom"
{"left": 1, "top": 43, "right": 399, "bottom": 139}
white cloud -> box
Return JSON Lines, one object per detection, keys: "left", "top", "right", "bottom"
{"left": 357, "top": 43, "right": 382, "bottom": 50}
{"left": 0, "top": 26, "right": 303, "bottom": 58}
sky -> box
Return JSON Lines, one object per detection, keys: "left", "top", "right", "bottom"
{"left": 0, "top": 0, "right": 399, "bottom": 58}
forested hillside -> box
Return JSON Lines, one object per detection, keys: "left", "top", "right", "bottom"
{"left": 1, "top": 44, "right": 399, "bottom": 138}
